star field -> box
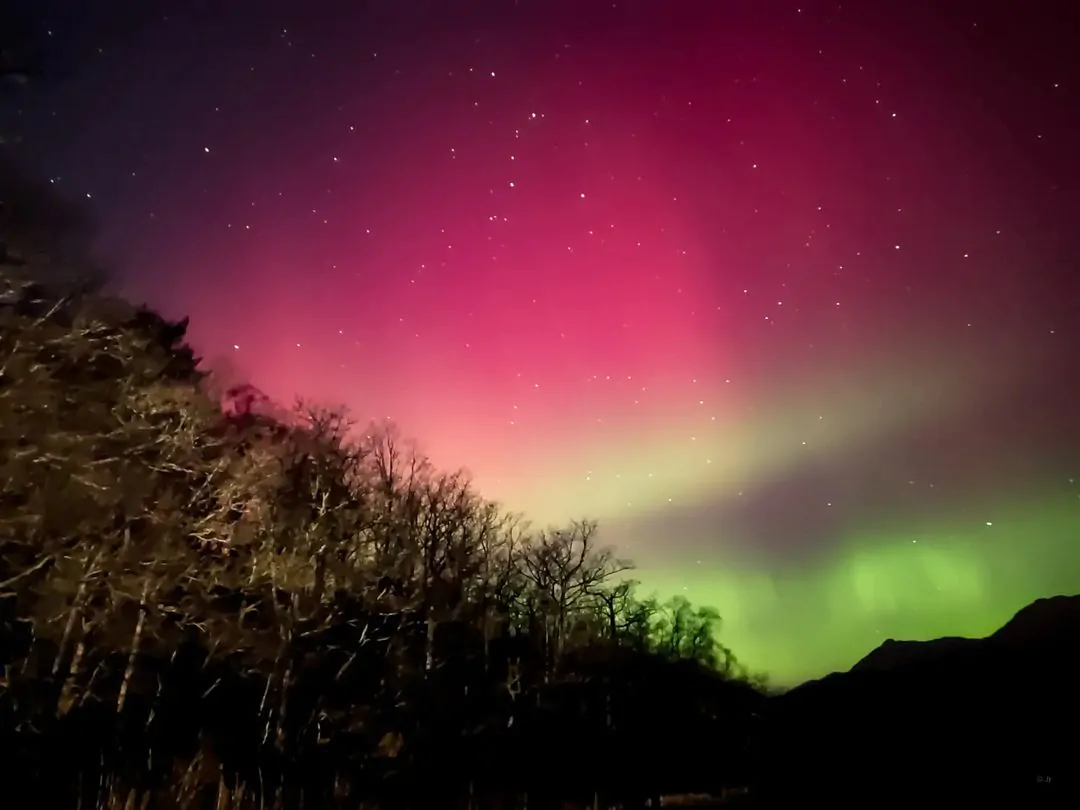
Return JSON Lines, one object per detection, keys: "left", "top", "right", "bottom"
{"left": 11, "top": 0, "right": 1080, "bottom": 684}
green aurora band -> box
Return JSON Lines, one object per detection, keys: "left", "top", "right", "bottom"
{"left": 637, "top": 490, "right": 1080, "bottom": 686}
{"left": 476, "top": 343, "right": 1080, "bottom": 687}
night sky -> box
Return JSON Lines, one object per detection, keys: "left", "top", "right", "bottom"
{"left": 8, "top": 1, "right": 1080, "bottom": 685}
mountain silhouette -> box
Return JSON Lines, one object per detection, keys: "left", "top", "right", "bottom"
{"left": 991, "top": 594, "right": 1080, "bottom": 647}
{"left": 850, "top": 635, "right": 981, "bottom": 674}
{"left": 752, "top": 595, "right": 1080, "bottom": 806}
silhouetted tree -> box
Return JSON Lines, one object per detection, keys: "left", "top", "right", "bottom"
{"left": 0, "top": 260, "right": 765, "bottom": 808}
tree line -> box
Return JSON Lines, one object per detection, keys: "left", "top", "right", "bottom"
{"left": 1, "top": 58, "right": 766, "bottom": 803}
{"left": 0, "top": 264, "right": 766, "bottom": 808}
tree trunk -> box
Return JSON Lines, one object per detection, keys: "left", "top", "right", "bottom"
{"left": 311, "top": 548, "right": 327, "bottom": 615}
{"left": 52, "top": 549, "right": 99, "bottom": 676}
{"left": 117, "top": 579, "right": 151, "bottom": 714}
{"left": 482, "top": 611, "right": 492, "bottom": 673}
{"left": 275, "top": 656, "right": 293, "bottom": 751}
{"left": 425, "top": 613, "right": 435, "bottom": 674}
{"left": 260, "top": 637, "right": 287, "bottom": 746}
{"left": 57, "top": 626, "right": 87, "bottom": 716}
{"left": 55, "top": 549, "right": 103, "bottom": 717}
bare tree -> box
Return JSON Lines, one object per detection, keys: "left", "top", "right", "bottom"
{"left": 470, "top": 509, "right": 528, "bottom": 673}
{"left": 652, "top": 596, "right": 737, "bottom": 672}
{"left": 0, "top": 289, "right": 231, "bottom": 718}
{"left": 519, "top": 520, "right": 631, "bottom": 677}
{"left": 0, "top": 257, "right": 762, "bottom": 807}
{"left": 591, "top": 579, "right": 658, "bottom": 650}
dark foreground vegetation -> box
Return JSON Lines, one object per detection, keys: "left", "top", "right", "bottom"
{"left": 758, "top": 594, "right": 1080, "bottom": 806}
{"left": 4, "top": 177, "right": 1078, "bottom": 810}
{"left": 1, "top": 166, "right": 769, "bottom": 807}
{"left": 2, "top": 39, "right": 1076, "bottom": 806}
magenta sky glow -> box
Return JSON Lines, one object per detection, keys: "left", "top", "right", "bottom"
{"left": 13, "top": 1, "right": 1080, "bottom": 683}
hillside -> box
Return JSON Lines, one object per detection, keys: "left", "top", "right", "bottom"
{"left": 752, "top": 595, "right": 1080, "bottom": 805}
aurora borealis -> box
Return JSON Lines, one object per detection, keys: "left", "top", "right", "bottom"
{"left": 10, "top": 1, "right": 1079, "bottom": 685}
